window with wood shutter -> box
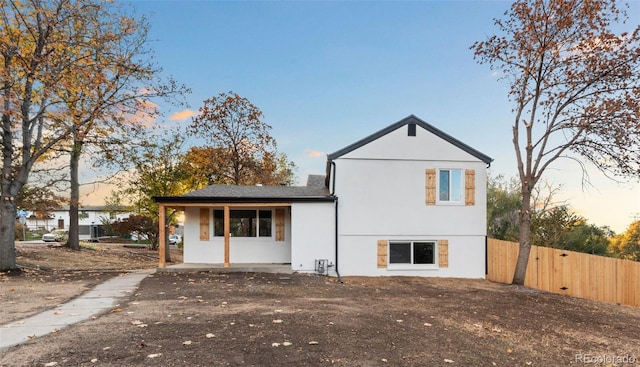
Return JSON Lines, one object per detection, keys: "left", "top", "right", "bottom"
{"left": 430, "top": 168, "right": 473, "bottom": 205}
{"left": 199, "top": 208, "right": 210, "bottom": 241}
{"left": 438, "top": 239, "right": 449, "bottom": 268}
{"left": 377, "top": 240, "right": 388, "bottom": 268}
{"left": 383, "top": 240, "right": 445, "bottom": 269}
{"left": 425, "top": 169, "right": 436, "bottom": 205}
{"left": 275, "top": 208, "right": 285, "bottom": 241}
{"left": 465, "top": 169, "right": 475, "bottom": 206}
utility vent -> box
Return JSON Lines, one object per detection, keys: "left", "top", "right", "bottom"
{"left": 408, "top": 123, "right": 416, "bottom": 136}
{"left": 315, "top": 259, "right": 328, "bottom": 275}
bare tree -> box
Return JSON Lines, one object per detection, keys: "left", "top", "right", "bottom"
{"left": 52, "top": 4, "right": 187, "bottom": 250}
{"left": 472, "top": 0, "right": 640, "bottom": 284}
{"left": 0, "top": 0, "right": 186, "bottom": 270}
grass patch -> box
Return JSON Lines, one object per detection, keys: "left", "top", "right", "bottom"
{"left": 80, "top": 242, "right": 101, "bottom": 251}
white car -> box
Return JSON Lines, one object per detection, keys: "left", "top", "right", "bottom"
{"left": 169, "top": 234, "right": 182, "bottom": 245}
{"left": 42, "top": 229, "right": 68, "bottom": 243}
{"left": 130, "top": 232, "right": 149, "bottom": 241}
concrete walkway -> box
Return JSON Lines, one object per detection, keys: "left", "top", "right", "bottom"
{"left": 0, "top": 269, "right": 153, "bottom": 350}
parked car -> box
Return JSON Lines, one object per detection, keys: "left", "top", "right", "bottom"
{"left": 130, "top": 232, "right": 149, "bottom": 242}
{"left": 169, "top": 234, "right": 182, "bottom": 245}
{"left": 42, "top": 229, "right": 69, "bottom": 243}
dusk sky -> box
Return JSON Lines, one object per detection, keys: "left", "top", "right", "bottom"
{"left": 86, "top": 1, "right": 640, "bottom": 233}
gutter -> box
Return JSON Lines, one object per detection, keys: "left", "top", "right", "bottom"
{"left": 153, "top": 196, "right": 335, "bottom": 204}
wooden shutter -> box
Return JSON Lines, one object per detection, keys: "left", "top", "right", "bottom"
{"left": 425, "top": 169, "right": 436, "bottom": 205}
{"left": 465, "top": 169, "right": 475, "bottom": 206}
{"left": 438, "top": 240, "right": 449, "bottom": 268}
{"left": 377, "top": 240, "right": 388, "bottom": 268}
{"left": 199, "top": 208, "right": 210, "bottom": 241}
{"left": 275, "top": 208, "right": 285, "bottom": 241}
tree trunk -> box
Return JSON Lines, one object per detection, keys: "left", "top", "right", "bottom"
{"left": 164, "top": 231, "right": 172, "bottom": 263}
{"left": 68, "top": 139, "right": 82, "bottom": 250}
{"left": 0, "top": 199, "right": 17, "bottom": 271}
{"left": 513, "top": 189, "right": 533, "bottom": 285}
{"left": 164, "top": 209, "right": 173, "bottom": 263}
{"left": 1, "top": 72, "right": 17, "bottom": 269}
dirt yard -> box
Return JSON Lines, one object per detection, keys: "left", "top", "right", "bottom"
{"left": 0, "top": 242, "right": 182, "bottom": 324}
{"left": 1, "top": 242, "right": 639, "bottom": 366}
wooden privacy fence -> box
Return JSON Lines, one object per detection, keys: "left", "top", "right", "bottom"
{"left": 487, "top": 238, "right": 640, "bottom": 307}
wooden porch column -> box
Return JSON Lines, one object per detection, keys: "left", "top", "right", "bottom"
{"left": 224, "top": 205, "right": 230, "bottom": 268}
{"left": 158, "top": 204, "right": 166, "bottom": 268}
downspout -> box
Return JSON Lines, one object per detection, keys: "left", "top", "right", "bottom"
{"left": 485, "top": 236, "right": 488, "bottom": 277}
{"left": 485, "top": 161, "right": 491, "bottom": 276}
{"left": 330, "top": 160, "right": 343, "bottom": 283}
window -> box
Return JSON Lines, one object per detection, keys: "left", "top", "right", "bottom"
{"left": 438, "top": 169, "right": 463, "bottom": 202}
{"left": 214, "top": 209, "right": 272, "bottom": 238}
{"left": 389, "top": 241, "right": 435, "bottom": 265}
{"left": 426, "top": 168, "right": 476, "bottom": 206}
{"left": 258, "top": 210, "right": 272, "bottom": 237}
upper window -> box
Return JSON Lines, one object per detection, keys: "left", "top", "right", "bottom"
{"left": 214, "top": 210, "right": 272, "bottom": 238}
{"left": 389, "top": 241, "right": 435, "bottom": 265}
{"left": 438, "top": 169, "right": 463, "bottom": 202}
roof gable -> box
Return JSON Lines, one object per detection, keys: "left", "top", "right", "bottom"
{"left": 327, "top": 115, "right": 493, "bottom": 164}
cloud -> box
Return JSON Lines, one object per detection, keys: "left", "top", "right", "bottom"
{"left": 305, "top": 149, "right": 324, "bottom": 158}
{"left": 170, "top": 109, "right": 195, "bottom": 121}
{"left": 124, "top": 99, "right": 158, "bottom": 128}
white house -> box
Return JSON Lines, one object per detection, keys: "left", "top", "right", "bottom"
{"left": 24, "top": 205, "right": 131, "bottom": 240}
{"left": 155, "top": 115, "right": 493, "bottom": 278}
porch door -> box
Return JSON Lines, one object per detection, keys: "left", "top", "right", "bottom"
{"left": 58, "top": 219, "right": 64, "bottom": 229}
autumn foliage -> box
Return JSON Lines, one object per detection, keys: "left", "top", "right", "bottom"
{"left": 188, "top": 92, "right": 296, "bottom": 186}
{"left": 610, "top": 221, "right": 640, "bottom": 261}
{"left": 472, "top": 0, "right": 640, "bottom": 284}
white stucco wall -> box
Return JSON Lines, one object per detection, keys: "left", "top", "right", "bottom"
{"left": 332, "top": 123, "right": 489, "bottom": 278}
{"left": 183, "top": 206, "right": 292, "bottom": 264}
{"left": 290, "top": 202, "right": 336, "bottom": 274}
{"left": 334, "top": 159, "right": 487, "bottom": 236}
{"left": 337, "top": 235, "right": 485, "bottom": 277}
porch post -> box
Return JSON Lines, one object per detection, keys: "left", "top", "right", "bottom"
{"left": 224, "top": 205, "right": 230, "bottom": 268}
{"left": 158, "top": 204, "right": 166, "bottom": 268}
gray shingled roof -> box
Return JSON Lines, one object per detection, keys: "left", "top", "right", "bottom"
{"left": 306, "top": 174, "right": 326, "bottom": 187}
{"left": 183, "top": 184, "right": 329, "bottom": 198}
{"left": 155, "top": 179, "right": 333, "bottom": 204}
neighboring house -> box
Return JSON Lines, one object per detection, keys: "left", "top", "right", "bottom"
{"left": 24, "top": 205, "right": 131, "bottom": 240}
{"left": 155, "top": 115, "right": 493, "bottom": 278}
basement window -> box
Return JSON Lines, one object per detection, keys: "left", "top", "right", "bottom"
{"left": 389, "top": 241, "right": 435, "bottom": 265}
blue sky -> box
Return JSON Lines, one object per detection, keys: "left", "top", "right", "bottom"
{"left": 101, "top": 0, "right": 640, "bottom": 233}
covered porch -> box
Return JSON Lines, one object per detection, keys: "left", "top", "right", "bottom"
{"left": 157, "top": 201, "right": 292, "bottom": 269}
{"left": 154, "top": 179, "right": 335, "bottom": 273}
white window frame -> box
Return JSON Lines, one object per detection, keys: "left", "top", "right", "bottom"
{"left": 387, "top": 240, "right": 438, "bottom": 270}
{"left": 437, "top": 168, "right": 464, "bottom": 205}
